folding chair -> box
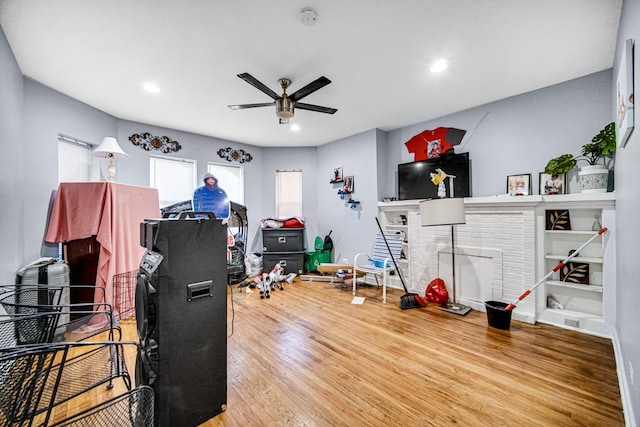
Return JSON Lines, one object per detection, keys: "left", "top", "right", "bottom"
{"left": 353, "top": 232, "right": 404, "bottom": 303}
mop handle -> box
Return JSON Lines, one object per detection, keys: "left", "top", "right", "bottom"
{"left": 505, "top": 227, "right": 608, "bottom": 311}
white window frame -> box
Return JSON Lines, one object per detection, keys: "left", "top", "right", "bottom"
{"left": 57, "top": 135, "right": 99, "bottom": 183}
{"left": 275, "top": 170, "right": 302, "bottom": 217}
{"left": 207, "top": 163, "right": 245, "bottom": 205}
{"left": 149, "top": 155, "right": 197, "bottom": 208}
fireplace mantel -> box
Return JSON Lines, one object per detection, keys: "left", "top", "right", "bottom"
{"left": 378, "top": 193, "right": 615, "bottom": 333}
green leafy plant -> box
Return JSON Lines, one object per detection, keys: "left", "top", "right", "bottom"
{"left": 544, "top": 122, "right": 616, "bottom": 175}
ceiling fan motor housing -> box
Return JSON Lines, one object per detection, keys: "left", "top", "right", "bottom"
{"left": 229, "top": 73, "right": 336, "bottom": 122}
{"left": 276, "top": 98, "right": 294, "bottom": 119}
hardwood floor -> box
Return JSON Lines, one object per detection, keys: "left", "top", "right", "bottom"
{"left": 126, "top": 279, "right": 623, "bottom": 426}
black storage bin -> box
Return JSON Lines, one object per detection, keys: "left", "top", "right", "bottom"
{"left": 262, "top": 251, "right": 305, "bottom": 275}
{"left": 262, "top": 228, "right": 305, "bottom": 252}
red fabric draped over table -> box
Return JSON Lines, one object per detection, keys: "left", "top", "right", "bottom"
{"left": 45, "top": 182, "right": 160, "bottom": 318}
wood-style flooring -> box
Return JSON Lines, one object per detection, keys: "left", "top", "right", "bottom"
{"left": 90, "top": 279, "right": 626, "bottom": 426}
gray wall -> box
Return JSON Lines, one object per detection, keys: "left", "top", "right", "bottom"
{"left": 316, "top": 129, "right": 380, "bottom": 264}
{"left": 385, "top": 70, "right": 614, "bottom": 198}
{"left": 0, "top": 26, "right": 24, "bottom": 283}
{"left": 115, "top": 119, "right": 267, "bottom": 253}
{"left": 613, "top": 0, "right": 640, "bottom": 422}
{"left": 22, "top": 78, "right": 118, "bottom": 264}
{"left": 260, "top": 146, "right": 318, "bottom": 254}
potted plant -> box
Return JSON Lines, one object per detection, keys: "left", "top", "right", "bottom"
{"left": 544, "top": 122, "right": 616, "bottom": 193}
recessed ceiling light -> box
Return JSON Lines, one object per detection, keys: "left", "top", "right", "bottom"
{"left": 290, "top": 124, "right": 301, "bottom": 132}
{"left": 142, "top": 82, "right": 160, "bottom": 93}
{"left": 430, "top": 59, "right": 448, "bottom": 73}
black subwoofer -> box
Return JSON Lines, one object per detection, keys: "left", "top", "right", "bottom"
{"left": 136, "top": 215, "right": 227, "bottom": 427}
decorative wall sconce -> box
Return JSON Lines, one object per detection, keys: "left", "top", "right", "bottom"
{"left": 217, "top": 147, "right": 253, "bottom": 163}
{"left": 129, "top": 133, "right": 182, "bottom": 153}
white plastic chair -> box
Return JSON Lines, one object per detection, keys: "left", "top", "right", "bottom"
{"left": 353, "top": 232, "right": 404, "bottom": 303}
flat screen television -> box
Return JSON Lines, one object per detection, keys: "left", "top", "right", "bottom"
{"left": 398, "top": 152, "right": 471, "bottom": 200}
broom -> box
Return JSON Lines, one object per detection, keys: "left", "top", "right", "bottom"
{"left": 375, "top": 217, "right": 422, "bottom": 309}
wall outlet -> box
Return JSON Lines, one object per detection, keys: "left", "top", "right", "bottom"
{"left": 630, "top": 361, "right": 634, "bottom": 386}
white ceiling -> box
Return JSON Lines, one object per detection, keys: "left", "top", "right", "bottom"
{"left": 0, "top": 0, "right": 622, "bottom": 147}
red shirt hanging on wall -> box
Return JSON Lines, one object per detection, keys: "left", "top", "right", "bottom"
{"left": 404, "top": 127, "right": 466, "bottom": 161}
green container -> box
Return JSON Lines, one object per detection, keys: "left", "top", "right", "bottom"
{"left": 305, "top": 250, "right": 331, "bottom": 272}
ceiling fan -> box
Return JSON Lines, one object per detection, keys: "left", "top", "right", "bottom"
{"left": 228, "top": 73, "right": 337, "bottom": 124}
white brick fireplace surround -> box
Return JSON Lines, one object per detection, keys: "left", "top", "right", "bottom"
{"left": 382, "top": 193, "right": 616, "bottom": 327}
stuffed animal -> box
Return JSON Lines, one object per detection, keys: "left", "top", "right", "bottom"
{"left": 254, "top": 263, "right": 297, "bottom": 299}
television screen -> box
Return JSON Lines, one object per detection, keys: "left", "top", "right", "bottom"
{"left": 398, "top": 152, "right": 471, "bottom": 200}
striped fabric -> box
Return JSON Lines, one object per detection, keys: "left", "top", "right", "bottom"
{"left": 370, "top": 233, "right": 403, "bottom": 268}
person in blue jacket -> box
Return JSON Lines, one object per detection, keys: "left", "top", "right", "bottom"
{"left": 193, "top": 173, "right": 230, "bottom": 219}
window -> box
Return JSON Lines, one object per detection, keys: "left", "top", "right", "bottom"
{"left": 150, "top": 155, "right": 197, "bottom": 208}
{"left": 207, "top": 163, "right": 244, "bottom": 205}
{"left": 56, "top": 135, "right": 99, "bottom": 259}
{"left": 276, "top": 170, "right": 302, "bottom": 217}
{"left": 57, "top": 135, "right": 98, "bottom": 183}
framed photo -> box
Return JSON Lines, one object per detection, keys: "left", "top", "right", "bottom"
{"left": 539, "top": 172, "right": 567, "bottom": 195}
{"left": 616, "top": 38, "right": 635, "bottom": 148}
{"left": 343, "top": 176, "right": 354, "bottom": 193}
{"left": 506, "top": 174, "right": 531, "bottom": 196}
{"left": 331, "top": 166, "right": 343, "bottom": 183}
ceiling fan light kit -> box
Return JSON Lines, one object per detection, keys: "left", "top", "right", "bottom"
{"left": 228, "top": 73, "right": 337, "bottom": 124}
{"left": 276, "top": 98, "right": 294, "bottom": 119}
{"left": 275, "top": 78, "right": 294, "bottom": 119}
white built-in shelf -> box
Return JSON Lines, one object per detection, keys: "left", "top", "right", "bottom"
{"left": 546, "top": 280, "right": 603, "bottom": 293}
{"left": 544, "top": 254, "right": 602, "bottom": 264}
{"left": 385, "top": 224, "right": 407, "bottom": 230}
{"left": 545, "top": 230, "right": 603, "bottom": 236}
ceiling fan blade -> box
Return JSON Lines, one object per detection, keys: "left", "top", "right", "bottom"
{"left": 295, "top": 102, "right": 338, "bottom": 114}
{"left": 288, "top": 76, "right": 331, "bottom": 102}
{"left": 237, "top": 73, "right": 280, "bottom": 100}
{"left": 228, "top": 102, "right": 274, "bottom": 110}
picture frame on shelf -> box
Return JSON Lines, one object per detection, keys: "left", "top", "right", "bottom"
{"left": 507, "top": 173, "right": 531, "bottom": 196}
{"left": 539, "top": 172, "right": 567, "bottom": 195}
{"left": 343, "top": 176, "right": 354, "bottom": 193}
{"left": 616, "top": 38, "right": 635, "bottom": 148}
{"left": 545, "top": 209, "right": 572, "bottom": 231}
{"left": 560, "top": 262, "right": 590, "bottom": 285}
{"left": 331, "top": 166, "right": 343, "bottom": 183}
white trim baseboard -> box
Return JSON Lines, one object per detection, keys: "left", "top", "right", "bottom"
{"left": 613, "top": 328, "right": 636, "bottom": 427}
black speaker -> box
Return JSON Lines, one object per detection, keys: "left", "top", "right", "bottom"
{"left": 136, "top": 216, "right": 227, "bottom": 427}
